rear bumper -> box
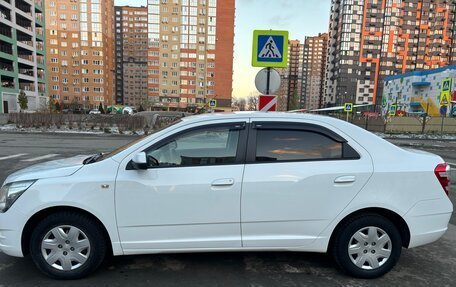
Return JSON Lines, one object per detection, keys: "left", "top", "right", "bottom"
{"left": 404, "top": 198, "right": 453, "bottom": 248}
{"left": 0, "top": 208, "right": 25, "bottom": 257}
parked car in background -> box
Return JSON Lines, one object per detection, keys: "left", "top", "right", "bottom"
{"left": 0, "top": 112, "right": 452, "bottom": 279}
{"left": 122, "top": 106, "right": 137, "bottom": 115}
{"left": 451, "top": 106, "right": 456, "bottom": 117}
{"left": 89, "top": 109, "right": 101, "bottom": 115}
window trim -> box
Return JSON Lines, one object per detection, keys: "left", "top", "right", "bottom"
{"left": 127, "top": 122, "right": 248, "bottom": 170}
{"left": 246, "top": 122, "right": 360, "bottom": 164}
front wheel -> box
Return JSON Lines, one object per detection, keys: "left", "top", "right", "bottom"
{"left": 30, "top": 212, "right": 107, "bottom": 279}
{"left": 332, "top": 215, "right": 402, "bottom": 279}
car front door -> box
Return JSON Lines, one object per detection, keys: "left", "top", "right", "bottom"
{"left": 241, "top": 120, "right": 374, "bottom": 248}
{"left": 115, "top": 121, "right": 248, "bottom": 253}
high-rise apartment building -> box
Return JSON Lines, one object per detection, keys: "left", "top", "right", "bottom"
{"left": 326, "top": 0, "right": 456, "bottom": 107}
{"left": 277, "top": 40, "right": 304, "bottom": 111}
{"left": 147, "top": 0, "right": 235, "bottom": 110}
{"left": 277, "top": 67, "right": 289, "bottom": 112}
{"left": 45, "top": 0, "right": 114, "bottom": 110}
{"left": 302, "top": 33, "right": 328, "bottom": 110}
{"left": 0, "top": 0, "right": 46, "bottom": 113}
{"left": 114, "top": 6, "right": 148, "bottom": 107}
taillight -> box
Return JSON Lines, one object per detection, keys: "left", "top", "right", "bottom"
{"left": 434, "top": 163, "right": 451, "bottom": 196}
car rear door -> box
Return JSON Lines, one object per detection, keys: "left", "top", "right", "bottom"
{"left": 241, "top": 119, "right": 374, "bottom": 248}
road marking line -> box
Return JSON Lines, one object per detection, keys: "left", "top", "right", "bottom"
{"left": 21, "top": 154, "right": 60, "bottom": 162}
{"left": 0, "top": 153, "right": 28, "bottom": 161}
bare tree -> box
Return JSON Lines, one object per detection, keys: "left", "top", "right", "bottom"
{"left": 288, "top": 89, "right": 301, "bottom": 111}
{"left": 232, "top": 98, "right": 247, "bottom": 111}
{"left": 247, "top": 95, "right": 259, "bottom": 111}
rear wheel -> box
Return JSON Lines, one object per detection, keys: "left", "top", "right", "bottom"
{"left": 30, "top": 212, "right": 107, "bottom": 279}
{"left": 332, "top": 215, "right": 402, "bottom": 278}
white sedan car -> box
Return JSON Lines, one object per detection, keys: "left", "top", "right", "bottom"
{"left": 0, "top": 112, "right": 452, "bottom": 279}
{"left": 88, "top": 109, "right": 101, "bottom": 115}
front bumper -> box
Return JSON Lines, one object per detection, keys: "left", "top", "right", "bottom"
{"left": 0, "top": 208, "right": 25, "bottom": 257}
{"left": 404, "top": 198, "right": 453, "bottom": 248}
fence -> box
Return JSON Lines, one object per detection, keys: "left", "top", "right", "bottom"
{"left": 4, "top": 112, "right": 184, "bottom": 134}
{"left": 4, "top": 112, "right": 456, "bottom": 135}
{"left": 349, "top": 115, "right": 456, "bottom": 134}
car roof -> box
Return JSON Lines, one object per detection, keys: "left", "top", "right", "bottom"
{"left": 182, "top": 111, "right": 330, "bottom": 121}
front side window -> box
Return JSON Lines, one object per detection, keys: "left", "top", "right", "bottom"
{"left": 256, "top": 129, "right": 343, "bottom": 162}
{"left": 147, "top": 126, "right": 240, "bottom": 167}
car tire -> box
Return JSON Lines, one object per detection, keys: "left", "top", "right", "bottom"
{"left": 29, "top": 211, "right": 107, "bottom": 280}
{"left": 332, "top": 214, "right": 402, "bottom": 279}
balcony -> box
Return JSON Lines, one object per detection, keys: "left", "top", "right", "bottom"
{"left": 0, "top": 6, "right": 11, "bottom": 22}
{"left": 1, "top": 75, "right": 15, "bottom": 89}
{"left": 15, "top": 0, "right": 32, "bottom": 16}
{"left": 18, "top": 54, "right": 34, "bottom": 62}
{"left": 38, "top": 85, "right": 46, "bottom": 94}
{"left": 36, "top": 41, "right": 44, "bottom": 51}
{"left": 0, "top": 59, "right": 14, "bottom": 72}
{"left": 37, "top": 69, "right": 45, "bottom": 80}
{"left": 19, "top": 83, "right": 35, "bottom": 92}
{"left": 0, "top": 39, "right": 13, "bottom": 55}
{"left": 36, "top": 55, "right": 44, "bottom": 65}
{"left": 35, "top": 0, "right": 43, "bottom": 8}
{"left": 0, "top": 23, "right": 12, "bottom": 38}
{"left": 16, "top": 14, "right": 33, "bottom": 32}
{"left": 35, "top": 27, "right": 44, "bottom": 37}
{"left": 18, "top": 40, "right": 33, "bottom": 48}
{"left": 35, "top": 12, "right": 44, "bottom": 24}
{"left": 19, "top": 68, "right": 34, "bottom": 77}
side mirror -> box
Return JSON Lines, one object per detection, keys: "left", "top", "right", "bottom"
{"left": 131, "top": 152, "right": 148, "bottom": 170}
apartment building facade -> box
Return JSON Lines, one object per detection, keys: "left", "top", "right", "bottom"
{"left": 277, "top": 40, "right": 304, "bottom": 111}
{"left": 383, "top": 65, "right": 456, "bottom": 117}
{"left": 302, "top": 33, "right": 328, "bottom": 110}
{"left": 45, "top": 0, "right": 114, "bottom": 110}
{"left": 0, "top": 0, "right": 46, "bottom": 113}
{"left": 325, "top": 0, "right": 456, "bottom": 107}
{"left": 114, "top": 6, "right": 148, "bottom": 108}
{"left": 147, "top": 0, "right": 235, "bottom": 110}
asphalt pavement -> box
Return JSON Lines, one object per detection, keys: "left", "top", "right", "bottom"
{"left": 0, "top": 132, "right": 455, "bottom": 286}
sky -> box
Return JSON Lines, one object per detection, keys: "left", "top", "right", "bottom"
{"left": 115, "top": 0, "right": 331, "bottom": 99}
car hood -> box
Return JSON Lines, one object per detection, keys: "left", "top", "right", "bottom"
{"left": 3, "top": 155, "right": 88, "bottom": 185}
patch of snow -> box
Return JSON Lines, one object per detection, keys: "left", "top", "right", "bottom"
{"left": 374, "top": 132, "right": 456, "bottom": 140}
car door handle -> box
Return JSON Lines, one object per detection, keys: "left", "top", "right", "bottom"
{"left": 211, "top": 178, "right": 235, "bottom": 187}
{"left": 334, "top": 176, "right": 356, "bottom": 184}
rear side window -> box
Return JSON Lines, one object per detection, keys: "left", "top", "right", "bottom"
{"left": 256, "top": 129, "right": 343, "bottom": 162}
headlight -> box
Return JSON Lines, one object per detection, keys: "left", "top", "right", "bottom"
{"left": 0, "top": 180, "right": 36, "bottom": 213}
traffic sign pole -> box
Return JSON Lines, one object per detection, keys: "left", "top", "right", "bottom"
{"left": 252, "top": 30, "right": 289, "bottom": 110}
{"left": 344, "top": 103, "right": 353, "bottom": 121}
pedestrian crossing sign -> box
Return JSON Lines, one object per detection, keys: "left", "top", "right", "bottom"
{"left": 252, "top": 30, "right": 289, "bottom": 68}
{"left": 344, "top": 103, "right": 353, "bottom": 112}
{"left": 440, "top": 78, "right": 452, "bottom": 107}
